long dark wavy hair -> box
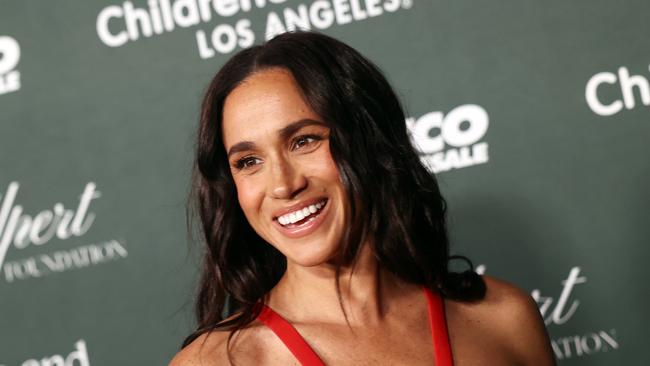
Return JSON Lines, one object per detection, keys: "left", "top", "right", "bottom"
{"left": 183, "top": 31, "right": 485, "bottom": 348}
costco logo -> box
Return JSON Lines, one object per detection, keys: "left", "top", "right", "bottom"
{"left": 407, "top": 104, "right": 489, "bottom": 173}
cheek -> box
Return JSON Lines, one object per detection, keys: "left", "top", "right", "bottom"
{"left": 307, "top": 142, "right": 342, "bottom": 182}
{"left": 234, "top": 177, "right": 265, "bottom": 221}
{"left": 323, "top": 157, "right": 341, "bottom": 182}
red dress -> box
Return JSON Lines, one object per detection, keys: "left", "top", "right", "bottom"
{"left": 257, "top": 287, "right": 454, "bottom": 365}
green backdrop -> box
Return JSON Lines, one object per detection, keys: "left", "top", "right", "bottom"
{"left": 1, "top": 0, "right": 648, "bottom": 364}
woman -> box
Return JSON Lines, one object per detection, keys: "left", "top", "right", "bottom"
{"left": 170, "top": 31, "right": 555, "bottom": 365}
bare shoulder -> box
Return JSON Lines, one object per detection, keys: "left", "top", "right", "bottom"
{"left": 168, "top": 320, "right": 295, "bottom": 366}
{"left": 168, "top": 330, "right": 231, "bottom": 366}
{"left": 445, "top": 275, "right": 556, "bottom": 365}
{"left": 445, "top": 275, "right": 542, "bottom": 332}
{"left": 483, "top": 275, "right": 538, "bottom": 313}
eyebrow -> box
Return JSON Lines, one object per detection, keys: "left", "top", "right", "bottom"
{"left": 226, "top": 119, "right": 327, "bottom": 158}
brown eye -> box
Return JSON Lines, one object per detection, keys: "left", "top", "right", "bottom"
{"left": 291, "top": 134, "right": 321, "bottom": 150}
{"left": 234, "top": 156, "right": 261, "bottom": 170}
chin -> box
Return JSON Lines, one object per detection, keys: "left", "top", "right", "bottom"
{"left": 283, "top": 241, "right": 339, "bottom": 268}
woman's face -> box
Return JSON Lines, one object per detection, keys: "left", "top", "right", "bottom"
{"left": 222, "top": 68, "right": 347, "bottom": 267}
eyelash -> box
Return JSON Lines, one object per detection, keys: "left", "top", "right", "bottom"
{"left": 291, "top": 134, "right": 322, "bottom": 150}
{"left": 234, "top": 156, "right": 260, "bottom": 170}
{"left": 232, "top": 134, "right": 323, "bottom": 171}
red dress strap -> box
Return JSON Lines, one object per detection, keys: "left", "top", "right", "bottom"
{"left": 423, "top": 287, "right": 454, "bottom": 366}
{"left": 257, "top": 305, "right": 326, "bottom": 366}
{"left": 257, "top": 288, "right": 452, "bottom": 366}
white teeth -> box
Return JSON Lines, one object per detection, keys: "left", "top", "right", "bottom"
{"left": 277, "top": 200, "right": 326, "bottom": 226}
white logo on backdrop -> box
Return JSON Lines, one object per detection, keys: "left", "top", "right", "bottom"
{"left": 0, "top": 182, "right": 128, "bottom": 283}
{"left": 586, "top": 64, "right": 650, "bottom": 116}
{"left": 12, "top": 339, "right": 90, "bottom": 366}
{"left": 407, "top": 104, "right": 489, "bottom": 173}
{"left": 0, "top": 36, "right": 21, "bottom": 95}
{"left": 478, "top": 265, "right": 619, "bottom": 360}
{"left": 96, "top": 0, "right": 413, "bottom": 57}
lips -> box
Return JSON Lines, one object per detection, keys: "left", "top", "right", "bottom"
{"left": 277, "top": 199, "right": 326, "bottom": 225}
{"left": 272, "top": 197, "right": 327, "bottom": 219}
{"left": 272, "top": 198, "right": 329, "bottom": 239}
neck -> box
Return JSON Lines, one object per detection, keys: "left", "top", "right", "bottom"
{"left": 268, "top": 244, "right": 414, "bottom": 325}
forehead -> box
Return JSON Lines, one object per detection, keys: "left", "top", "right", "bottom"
{"left": 222, "top": 68, "right": 321, "bottom": 148}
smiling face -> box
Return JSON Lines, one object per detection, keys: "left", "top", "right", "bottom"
{"left": 222, "top": 67, "right": 348, "bottom": 267}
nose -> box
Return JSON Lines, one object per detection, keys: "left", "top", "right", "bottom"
{"left": 269, "top": 155, "right": 307, "bottom": 199}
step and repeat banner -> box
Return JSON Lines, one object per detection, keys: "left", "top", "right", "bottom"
{"left": 1, "top": 1, "right": 648, "bottom": 365}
